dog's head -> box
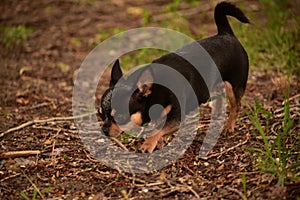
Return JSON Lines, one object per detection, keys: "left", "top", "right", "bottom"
{"left": 98, "top": 59, "right": 154, "bottom": 137}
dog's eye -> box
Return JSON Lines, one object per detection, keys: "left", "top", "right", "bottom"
{"left": 114, "top": 114, "right": 128, "bottom": 125}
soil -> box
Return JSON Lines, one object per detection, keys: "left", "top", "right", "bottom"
{"left": 0, "top": 0, "right": 299, "bottom": 199}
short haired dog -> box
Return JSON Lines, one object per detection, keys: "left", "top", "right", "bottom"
{"left": 98, "top": 1, "right": 249, "bottom": 153}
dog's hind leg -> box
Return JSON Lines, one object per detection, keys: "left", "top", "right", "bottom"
{"left": 223, "top": 81, "right": 243, "bottom": 133}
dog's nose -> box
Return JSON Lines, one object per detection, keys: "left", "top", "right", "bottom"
{"left": 102, "top": 126, "right": 110, "bottom": 136}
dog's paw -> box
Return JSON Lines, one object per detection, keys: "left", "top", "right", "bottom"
{"left": 156, "top": 137, "right": 167, "bottom": 149}
{"left": 222, "top": 124, "right": 234, "bottom": 134}
{"left": 139, "top": 137, "right": 158, "bottom": 153}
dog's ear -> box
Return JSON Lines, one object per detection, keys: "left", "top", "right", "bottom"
{"left": 137, "top": 67, "right": 153, "bottom": 97}
{"left": 110, "top": 59, "right": 123, "bottom": 87}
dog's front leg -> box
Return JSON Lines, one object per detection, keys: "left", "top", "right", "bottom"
{"left": 139, "top": 130, "right": 164, "bottom": 153}
{"left": 140, "top": 121, "right": 179, "bottom": 153}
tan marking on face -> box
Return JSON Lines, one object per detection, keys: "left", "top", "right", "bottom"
{"left": 111, "top": 109, "right": 116, "bottom": 117}
{"left": 130, "top": 112, "right": 143, "bottom": 126}
{"left": 98, "top": 107, "right": 102, "bottom": 114}
{"left": 119, "top": 121, "right": 139, "bottom": 132}
{"left": 109, "top": 122, "right": 122, "bottom": 137}
{"left": 161, "top": 104, "right": 172, "bottom": 117}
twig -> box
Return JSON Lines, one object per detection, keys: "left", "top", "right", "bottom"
{"left": 19, "top": 102, "right": 50, "bottom": 111}
{"left": 203, "top": 134, "right": 249, "bottom": 160}
{"left": 288, "top": 93, "right": 300, "bottom": 102}
{"left": 32, "top": 125, "right": 77, "bottom": 134}
{"left": 118, "top": 171, "right": 146, "bottom": 185}
{"left": 51, "top": 128, "right": 61, "bottom": 163}
{"left": 110, "top": 137, "right": 129, "bottom": 152}
{"left": 270, "top": 121, "right": 281, "bottom": 136}
{"left": 0, "top": 150, "right": 41, "bottom": 159}
{"left": 187, "top": 186, "right": 200, "bottom": 199}
{"left": 135, "top": 127, "right": 145, "bottom": 138}
{"left": 83, "top": 149, "right": 101, "bottom": 163}
{"left": 21, "top": 169, "right": 45, "bottom": 200}
{"left": 145, "top": 182, "right": 164, "bottom": 187}
{"left": 0, "top": 112, "right": 96, "bottom": 138}
{"left": 0, "top": 173, "right": 21, "bottom": 183}
{"left": 226, "top": 186, "right": 246, "bottom": 200}
{"left": 161, "top": 183, "right": 200, "bottom": 199}
{"left": 274, "top": 104, "right": 300, "bottom": 115}
{"left": 182, "top": 165, "right": 197, "bottom": 176}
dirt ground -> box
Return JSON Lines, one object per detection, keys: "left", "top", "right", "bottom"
{"left": 0, "top": 0, "right": 299, "bottom": 199}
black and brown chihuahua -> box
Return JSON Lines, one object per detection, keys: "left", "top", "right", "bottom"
{"left": 98, "top": 2, "right": 249, "bottom": 153}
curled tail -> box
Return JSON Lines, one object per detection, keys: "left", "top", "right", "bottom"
{"left": 214, "top": 1, "right": 250, "bottom": 35}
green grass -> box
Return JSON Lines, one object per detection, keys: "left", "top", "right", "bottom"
{"left": 166, "top": 0, "right": 181, "bottom": 12}
{"left": 245, "top": 96, "right": 299, "bottom": 185}
{"left": 232, "top": 1, "right": 300, "bottom": 76}
{"left": 235, "top": 0, "right": 300, "bottom": 186}
{"left": 20, "top": 187, "right": 53, "bottom": 200}
{"left": 90, "top": 27, "right": 127, "bottom": 46}
{"left": 104, "top": 10, "right": 192, "bottom": 70}
{"left": 0, "top": 25, "right": 34, "bottom": 48}
{"left": 119, "top": 49, "right": 168, "bottom": 71}
{"left": 20, "top": 170, "right": 53, "bottom": 200}
{"left": 242, "top": 173, "right": 247, "bottom": 200}
{"left": 89, "top": 0, "right": 195, "bottom": 71}
{"left": 116, "top": 6, "right": 193, "bottom": 71}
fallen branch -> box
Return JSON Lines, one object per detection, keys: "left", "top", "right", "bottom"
{"left": 0, "top": 150, "right": 41, "bottom": 159}
{"left": 0, "top": 112, "right": 96, "bottom": 138}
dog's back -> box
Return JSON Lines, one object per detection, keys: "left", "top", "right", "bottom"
{"left": 153, "top": 2, "right": 249, "bottom": 106}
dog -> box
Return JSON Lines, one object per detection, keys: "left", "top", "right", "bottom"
{"left": 98, "top": 1, "right": 249, "bottom": 153}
